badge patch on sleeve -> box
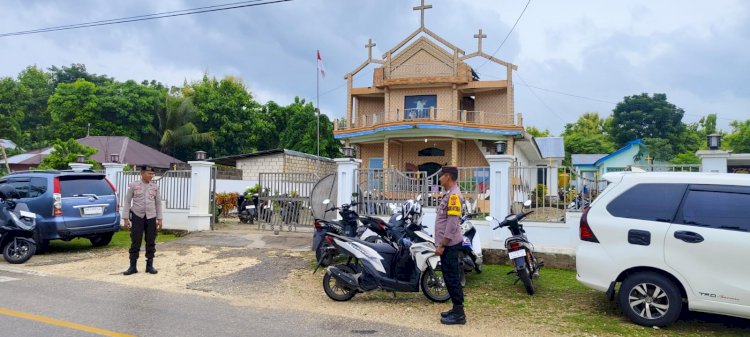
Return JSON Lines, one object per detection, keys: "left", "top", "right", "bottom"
{"left": 447, "top": 194, "right": 462, "bottom": 216}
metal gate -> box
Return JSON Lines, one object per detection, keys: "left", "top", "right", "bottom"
{"left": 257, "top": 172, "right": 321, "bottom": 232}
{"left": 355, "top": 168, "right": 428, "bottom": 216}
{"left": 115, "top": 170, "right": 192, "bottom": 210}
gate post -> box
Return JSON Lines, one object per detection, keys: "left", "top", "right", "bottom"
{"left": 187, "top": 160, "right": 215, "bottom": 231}
{"left": 103, "top": 162, "right": 126, "bottom": 185}
{"left": 487, "top": 155, "right": 514, "bottom": 221}
{"left": 335, "top": 158, "right": 361, "bottom": 208}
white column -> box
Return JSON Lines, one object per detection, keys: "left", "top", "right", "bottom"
{"left": 187, "top": 160, "right": 215, "bottom": 231}
{"left": 696, "top": 150, "right": 729, "bottom": 173}
{"left": 103, "top": 163, "right": 126, "bottom": 184}
{"left": 334, "top": 158, "right": 361, "bottom": 208}
{"left": 69, "top": 163, "right": 93, "bottom": 172}
{"left": 487, "top": 155, "right": 514, "bottom": 220}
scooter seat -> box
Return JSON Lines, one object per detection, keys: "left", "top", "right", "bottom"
{"left": 354, "top": 239, "right": 397, "bottom": 255}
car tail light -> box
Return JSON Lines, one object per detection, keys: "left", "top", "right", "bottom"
{"left": 324, "top": 236, "right": 334, "bottom": 244}
{"left": 509, "top": 242, "right": 521, "bottom": 250}
{"left": 53, "top": 177, "right": 63, "bottom": 216}
{"left": 579, "top": 207, "right": 599, "bottom": 243}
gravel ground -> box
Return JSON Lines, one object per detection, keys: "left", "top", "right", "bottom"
{"left": 2, "top": 227, "right": 568, "bottom": 337}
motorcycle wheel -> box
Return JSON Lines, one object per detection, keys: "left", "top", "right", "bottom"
{"left": 3, "top": 239, "right": 36, "bottom": 264}
{"left": 315, "top": 242, "right": 335, "bottom": 267}
{"left": 420, "top": 267, "right": 451, "bottom": 303}
{"left": 239, "top": 210, "right": 250, "bottom": 224}
{"left": 518, "top": 266, "right": 535, "bottom": 295}
{"left": 323, "top": 265, "right": 357, "bottom": 301}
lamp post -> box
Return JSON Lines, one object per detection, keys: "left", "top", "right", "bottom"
{"left": 195, "top": 150, "right": 207, "bottom": 161}
{"left": 342, "top": 146, "right": 354, "bottom": 159}
{"left": 110, "top": 153, "right": 120, "bottom": 163}
{"left": 707, "top": 134, "right": 722, "bottom": 150}
{"left": 494, "top": 140, "right": 508, "bottom": 155}
{"left": 76, "top": 154, "right": 86, "bottom": 163}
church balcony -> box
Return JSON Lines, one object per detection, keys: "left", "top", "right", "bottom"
{"left": 334, "top": 109, "right": 524, "bottom": 140}
{"left": 373, "top": 63, "right": 473, "bottom": 87}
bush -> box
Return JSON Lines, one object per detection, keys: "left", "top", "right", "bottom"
{"left": 215, "top": 192, "right": 239, "bottom": 217}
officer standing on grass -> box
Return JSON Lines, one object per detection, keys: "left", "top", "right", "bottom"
{"left": 434, "top": 166, "right": 467, "bottom": 325}
{"left": 122, "top": 165, "right": 162, "bottom": 275}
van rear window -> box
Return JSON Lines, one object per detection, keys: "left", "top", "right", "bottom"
{"left": 60, "top": 177, "right": 114, "bottom": 197}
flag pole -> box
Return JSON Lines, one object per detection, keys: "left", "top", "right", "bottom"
{"left": 316, "top": 50, "right": 320, "bottom": 157}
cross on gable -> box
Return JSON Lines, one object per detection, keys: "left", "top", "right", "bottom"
{"left": 474, "top": 29, "right": 487, "bottom": 53}
{"left": 365, "top": 38, "right": 376, "bottom": 60}
{"left": 413, "top": 0, "right": 433, "bottom": 28}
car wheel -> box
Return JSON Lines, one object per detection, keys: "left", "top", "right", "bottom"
{"left": 89, "top": 232, "right": 114, "bottom": 247}
{"left": 619, "top": 272, "right": 682, "bottom": 327}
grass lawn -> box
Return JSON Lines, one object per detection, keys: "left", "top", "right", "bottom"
{"left": 47, "top": 231, "right": 177, "bottom": 253}
{"left": 463, "top": 265, "right": 750, "bottom": 337}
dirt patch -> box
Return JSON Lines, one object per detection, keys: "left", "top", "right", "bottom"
{"left": 13, "top": 245, "right": 259, "bottom": 297}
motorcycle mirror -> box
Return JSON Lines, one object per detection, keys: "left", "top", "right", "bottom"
{"left": 523, "top": 200, "right": 532, "bottom": 208}
{"left": 416, "top": 194, "right": 422, "bottom": 201}
{"left": 396, "top": 215, "right": 403, "bottom": 221}
{"left": 322, "top": 199, "right": 330, "bottom": 205}
{"left": 484, "top": 216, "right": 493, "bottom": 222}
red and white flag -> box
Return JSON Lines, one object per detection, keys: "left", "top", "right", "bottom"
{"left": 317, "top": 50, "right": 325, "bottom": 78}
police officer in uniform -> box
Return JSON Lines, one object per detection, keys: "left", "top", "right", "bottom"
{"left": 434, "top": 166, "right": 466, "bottom": 325}
{"left": 122, "top": 165, "right": 163, "bottom": 275}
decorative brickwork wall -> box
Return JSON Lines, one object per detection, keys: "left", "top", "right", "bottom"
{"left": 236, "top": 152, "right": 335, "bottom": 181}
{"left": 387, "top": 87, "right": 455, "bottom": 121}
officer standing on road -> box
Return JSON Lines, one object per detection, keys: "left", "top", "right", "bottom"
{"left": 434, "top": 166, "right": 466, "bottom": 325}
{"left": 122, "top": 165, "right": 162, "bottom": 275}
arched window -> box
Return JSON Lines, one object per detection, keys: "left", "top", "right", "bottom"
{"left": 419, "top": 147, "right": 445, "bottom": 157}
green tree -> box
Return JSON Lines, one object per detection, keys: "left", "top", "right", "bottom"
{"left": 17, "top": 65, "right": 53, "bottom": 148}
{"left": 642, "top": 137, "right": 675, "bottom": 162}
{"left": 185, "top": 74, "right": 262, "bottom": 157}
{"left": 609, "top": 93, "right": 685, "bottom": 150}
{"left": 38, "top": 139, "right": 99, "bottom": 170}
{"left": 526, "top": 126, "right": 551, "bottom": 138}
{"left": 0, "top": 77, "right": 28, "bottom": 144}
{"left": 561, "top": 113, "right": 616, "bottom": 165}
{"left": 155, "top": 96, "right": 214, "bottom": 160}
{"left": 47, "top": 79, "right": 100, "bottom": 140}
{"left": 277, "top": 97, "right": 339, "bottom": 158}
{"left": 96, "top": 80, "right": 161, "bottom": 141}
{"left": 725, "top": 119, "right": 750, "bottom": 153}
{"left": 48, "top": 63, "right": 112, "bottom": 87}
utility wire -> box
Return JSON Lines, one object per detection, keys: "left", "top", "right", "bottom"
{"left": 515, "top": 71, "right": 566, "bottom": 123}
{"left": 0, "top": 0, "right": 292, "bottom": 38}
{"left": 476, "top": 0, "right": 531, "bottom": 71}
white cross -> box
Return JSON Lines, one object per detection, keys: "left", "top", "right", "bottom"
{"left": 365, "top": 38, "right": 376, "bottom": 60}
{"left": 413, "top": 0, "right": 433, "bottom": 28}
{"left": 474, "top": 29, "right": 487, "bottom": 53}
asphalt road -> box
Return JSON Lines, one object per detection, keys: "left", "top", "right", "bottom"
{"left": 0, "top": 269, "right": 447, "bottom": 337}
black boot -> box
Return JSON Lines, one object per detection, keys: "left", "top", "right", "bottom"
{"left": 145, "top": 259, "right": 158, "bottom": 274}
{"left": 123, "top": 259, "right": 138, "bottom": 275}
{"left": 440, "top": 308, "right": 455, "bottom": 318}
{"left": 441, "top": 305, "right": 466, "bottom": 325}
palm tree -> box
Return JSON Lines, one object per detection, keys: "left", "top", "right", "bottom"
{"left": 155, "top": 96, "right": 214, "bottom": 157}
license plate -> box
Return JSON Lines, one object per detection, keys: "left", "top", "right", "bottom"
{"left": 83, "top": 206, "right": 103, "bottom": 215}
{"left": 508, "top": 249, "right": 526, "bottom": 259}
{"left": 246, "top": 205, "right": 255, "bottom": 209}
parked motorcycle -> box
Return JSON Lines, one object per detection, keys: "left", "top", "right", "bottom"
{"left": 238, "top": 193, "right": 260, "bottom": 224}
{"left": 319, "top": 231, "right": 450, "bottom": 303}
{"left": 0, "top": 184, "right": 38, "bottom": 264}
{"left": 459, "top": 214, "right": 483, "bottom": 275}
{"left": 485, "top": 200, "right": 543, "bottom": 295}
{"left": 568, "top": 193, "right": 589, "bottom": 210}
{"left": 313, "top": 199, "right": 361, "bottom": 267}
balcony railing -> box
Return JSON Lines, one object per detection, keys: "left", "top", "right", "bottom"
{"left": 335, "top": 109, "right": 516, "bottom": 131}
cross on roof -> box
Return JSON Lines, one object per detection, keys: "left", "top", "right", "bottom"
{"left": 413, "top": 0, "right": 432, "bottom": 28}
{"left": 365, "top": 38, "right": 376, "bottom": 60}
{"left": 474, "top": 29, "right": 487, "bottom": 53}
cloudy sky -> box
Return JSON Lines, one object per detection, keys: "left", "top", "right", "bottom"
{"left": 1, "top": 0, "right": 748, "bottom": 134}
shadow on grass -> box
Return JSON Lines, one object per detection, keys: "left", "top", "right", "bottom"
{"left": 44, "top": 231, "right": 177, "bottom": 254}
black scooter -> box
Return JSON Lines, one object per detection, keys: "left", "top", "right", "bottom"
{"left": 486, "top": 200, "right": 543, "bottom": 295}
{"left": 238, "top": 194, "right": 260, "bottom": 224}
{"left": 313, "top": 199, "right": 361, "bottom": 267}
{"left": 0, "top": 184, "right": 38, "bottom": 264}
